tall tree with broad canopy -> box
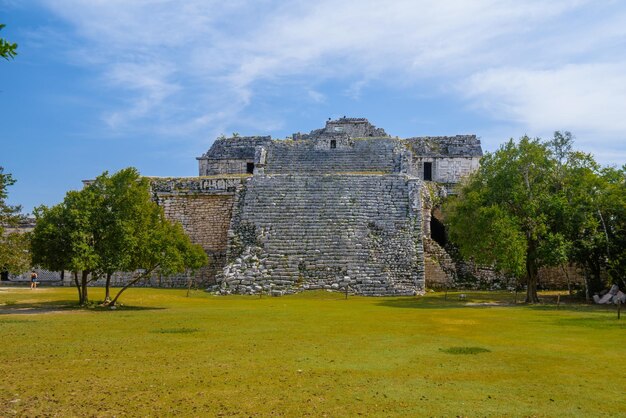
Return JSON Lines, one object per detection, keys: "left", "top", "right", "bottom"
{"left": 32, "top": 188, "right": 101, "bottom": 304}
{"left": 553, "top": 144, "right": 626, "bottom": 297}
{"left": 445, "top": 133, "right": 626, "bottom": 302}
{"left": 0, "top": 167, "right": 30, "bottom": 275}
{"left": 31, "top": 168, "right": 207, "bottom": 306}
{"left": 444, "top": 136, "right": 568, "bottom": 303}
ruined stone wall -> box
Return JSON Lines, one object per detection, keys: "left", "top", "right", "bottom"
{"left": 408, "top": 157, "right": 481, "bottom": 184}
{"left": 152, "top": 177, "right": 242, "bottom": 286}
{"left": 538, "top": 265, "right": 585, "bottom": 290}
{"left": 404, "top": 136, "right": 482, "bottom": 185}
{"left": 89, "top": 177, "right": 243, "bottom": 288}
{"left": 159, "top": 194, "right": 235, "bottom": 284}
{"left": 293, "top": 117, "right": 388, "bottom": 140}
{"left": 198, "top": 136, "right": 272, "bottom": 175}
{"left": 200, "top": 159, "right": 252, "bottom": 176}
{"left": 219, "top": 174, "right": 425, "bottom": 295}
{"left": 264, "top": 139, "right": 403, "bottom": 174}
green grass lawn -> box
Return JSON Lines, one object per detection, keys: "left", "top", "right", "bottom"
{"left": 1, "top": 287, "right": 624, "bottom": 417}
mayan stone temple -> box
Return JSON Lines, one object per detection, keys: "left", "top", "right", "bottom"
{"left": 139, "top": 117, "right": 483, "bottom": 296}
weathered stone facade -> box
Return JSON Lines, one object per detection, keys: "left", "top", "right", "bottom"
{"left": 182, "top": 117, "right": 482, "bottom": 294}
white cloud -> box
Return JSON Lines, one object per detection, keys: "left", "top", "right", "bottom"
{"left": 39, "top": 0, "right": 626, "bottom": 155}
{"left": 463, "top": 63, "right": 626, "bottom": 134}
{"left": 307, "top": 89, "right": 326, "bottom": 104}
{"left": 102, "top": 62, "right": 180, "bottom": 129}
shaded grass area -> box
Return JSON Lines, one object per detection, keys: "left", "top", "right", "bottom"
{"left": 0, "top": 287, "right": 624, "bottom": 416}
{"left": 439, "top": 346, "right": 491, "bottom": 355}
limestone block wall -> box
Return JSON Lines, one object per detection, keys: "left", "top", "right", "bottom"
{"left": 152, "top": 177, "right": 243, "bottom": 286}
{"left": 200, "top": 159, "right": 252, "bottom": 176}
{"left": 198, "top": 136, "right": 272, "bottom": 175}
{"left": 264, "top": 139, "right": 403, "bottom": 174}
{"left": 219, "top": 174, "right": 425, "bottom": 295}
{"left": 408, "top": 157, "right": 480, "bottom": 184}
{"left": 434, "top": 157, "right": 480, "bottom": 183}
{"left": 160, "top": 194, "right": 235, "bottom": 284}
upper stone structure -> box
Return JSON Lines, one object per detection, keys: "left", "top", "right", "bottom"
{"left": 197, "top": 117, "right": 482, "bottom": 186}
{"left": 293, "top": 117, "right": 389, "bottom": 140}
{"left": 197, "top": 136, "right": 273, "bottom": 176}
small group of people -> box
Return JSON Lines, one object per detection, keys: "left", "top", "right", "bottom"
{"left": 30, "top": 271, "right": 38, "bottom": 289}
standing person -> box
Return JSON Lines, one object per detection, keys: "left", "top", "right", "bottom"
{"left": 30, "top": 271, "right": 38, "bottom": 289}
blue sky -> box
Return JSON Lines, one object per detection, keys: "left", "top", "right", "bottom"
{"left": 2, "top": 0, "right": 626, "bottom": 214}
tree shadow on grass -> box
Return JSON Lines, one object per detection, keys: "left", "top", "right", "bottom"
{"left": 552, "top": 316, "right": 625, "bottom": 329}
{"left": 376, "top": 292, "right": 612, "bottom": 313}
{"left": 376, "top": 291, "right": 519, "bottom": 310}
{"left": 0, "top": 300, "right": 164, "bottom": 315}
{"left": 375, "top": 298, "right": 504, "bottom": 310}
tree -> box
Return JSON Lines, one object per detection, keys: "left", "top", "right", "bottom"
{"left": 106, "top": 208, "right": 207, "bottom": 306}
{"left": 446, "top": 133, "right": 626, "bottom": 302}
{"left": 445, "top": 136, "right": 567, "bottom": 303}
{"left": 0, "top": 167, "right": 30, "bottom": 275}
{"left": 31, "top": 168, "right": 208, "bottom": 306}
{"left": 0, "top": 24, "right": 18, "bottom": 60}
{"left": 557, "top": 152, "right": 626, "bottom": 297}
{"left": 32, "top": 188, "right": 101, "bottom": 304}
{"left": 89, "top": 168, "right": 147, "bottom": 302}
{"left": 87, "top": 168, "right": 207, "bottom": 305}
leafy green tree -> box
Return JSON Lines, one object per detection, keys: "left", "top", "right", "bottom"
{"left": 604, "top": 165, "right": 626, "bottom": 289}
{"left": 88, "top": 168, "right": 207, "bottom": 305}
{"left": 446, "top": 132, "right": 626, "bottom": 302}
{"left": 89, "top": 168, "right": 146, "bottom": 301}
{"left": 557, "top": 151, "right": 626, "bottom": 297}
{"left": 31, "top": 168, "right": 207, "bottom": 306}
{"left": 106, "top": 208, "right": 207, "bottom": 306}
{"left": 0, "top": 167, "right": 30, "bottom": 275}
{"left": 32, "top": 188, "right": 100, "bottom": 304}
{"left": 445, "top": 136, "right": 567, "bottom": 303}
{"left": 0, "top": 167, "right": 20, "bottom": 226}
{"left": 0, "top": 24, "right": 18, "bottom": 60}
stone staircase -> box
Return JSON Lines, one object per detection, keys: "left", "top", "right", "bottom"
{"left": 218, "top": 174, "right": 425, "bottom": 295}
{"left": 265, "top": 139, "right": 402, "bottom": 174}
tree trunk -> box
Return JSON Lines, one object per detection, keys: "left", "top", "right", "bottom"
{"left": 73, "top": 271, "right": 82, "bottom": 304}
{"left": 561, "top": 264, "right": 572, "bottom": 296}
{"left": 525, "top": 254, "right": 539, "bottom": 303}
{"left": 107, "top": 268, "right": 157, "bottom": 307}
{"left": 186, "top": 270, "right": 194, "bottom": 297}
{"left": 81, "top": 270, "right": 89, "bottom": 305}
{"left": 584, "top": 259, "right": 604, "bottom": 296}
{"left": 104, "top": 272, "right": 112, "bottom": 302}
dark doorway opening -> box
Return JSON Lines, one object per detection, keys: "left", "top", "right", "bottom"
{"left": 246, "top": 162, "right": 255, "bottom": 174}
{"left": 430, "top": 216, "right": 446, "bottom": 247}
{"left": 330, "top": 140, "right": 337, "bottom": 149}
{"left": 423, "top": 162, "right": 432, "bottom": 181}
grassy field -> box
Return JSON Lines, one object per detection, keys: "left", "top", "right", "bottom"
{"left": 1, "top": 287, "right": 624, "bottom": 417}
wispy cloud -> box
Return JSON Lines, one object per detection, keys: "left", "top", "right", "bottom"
{"left": 463, "top": 63, "right": 626, "bottom": 134}
{"left": 39, "top": 0, "right": 626, "bottom": 155}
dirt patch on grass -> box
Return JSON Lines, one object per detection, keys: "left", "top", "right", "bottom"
{"left": 150, "top": 327, "right": 200, "bottom": 334}
{"left": 465, "top": 301, "right": 510, "bottom": 306}
{"left": 0, "top": 306, "right": 78, "bottom": 315}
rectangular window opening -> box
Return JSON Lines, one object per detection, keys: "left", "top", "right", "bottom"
{"left": 246, "top": 162, "right": 255, "bottom": 174}
{"left": 330, "top": 140, "right": 337, "bottom": 149}
{"left": 423, "top": 162, "right": 432, "bottom": 181}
